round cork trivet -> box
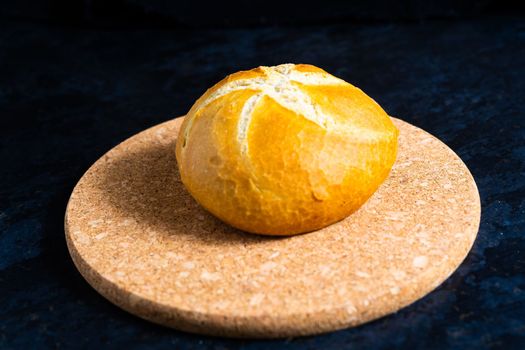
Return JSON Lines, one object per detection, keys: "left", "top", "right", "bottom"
{"left": 65, "top": 117, "right": 480, "bottom": 338}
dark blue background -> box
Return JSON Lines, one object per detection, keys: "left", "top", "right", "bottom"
{"left": 1, "top": 2, "right": 525, "bottom": 348}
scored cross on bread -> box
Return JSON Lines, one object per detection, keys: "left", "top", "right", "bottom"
{"left": 176, "top": 64, "right": 398, "bottom": 235}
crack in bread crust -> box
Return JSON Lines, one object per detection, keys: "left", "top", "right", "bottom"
{"left": 182, "top": 64, "right": 349, "bottom": 149}
{"left": 238, "top": 93, "right": 263, "bottom": 155}
{"left": 197, "top": 64, "right": 345, "bottom": 129}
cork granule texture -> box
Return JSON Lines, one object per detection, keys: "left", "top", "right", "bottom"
{"left": 65, "top": 117, "right": 481, "bottom": 338}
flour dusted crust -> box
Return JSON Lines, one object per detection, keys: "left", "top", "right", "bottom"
{"left": 176, "top": 64, "right": 398, "bottom": 235}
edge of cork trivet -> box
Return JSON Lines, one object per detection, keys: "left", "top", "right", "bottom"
{"left": 65, "top": 116, "right": 481, "bottom": 338}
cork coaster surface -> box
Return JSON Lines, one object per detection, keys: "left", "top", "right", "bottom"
{"left": 65, "top": 117, "right": 480, "bottom": 338}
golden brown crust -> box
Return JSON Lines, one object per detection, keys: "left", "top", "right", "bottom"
{"left": 176, "top": 64, "right": 398, "bottom": 235}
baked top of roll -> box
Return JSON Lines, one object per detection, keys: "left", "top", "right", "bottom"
{"left": 176, "top": 63, "right": 398, "bottom": 235}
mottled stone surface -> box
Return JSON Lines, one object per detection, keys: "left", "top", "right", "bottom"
{"left": 1, "top": 17, "right": 524, "bottom": 348}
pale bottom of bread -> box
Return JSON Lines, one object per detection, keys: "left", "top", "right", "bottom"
{"left": 65, "top": 116, "right": 480, "bottom": 338}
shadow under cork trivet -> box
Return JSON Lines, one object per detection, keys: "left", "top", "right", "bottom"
{"left": 65, "top": 116, "right": 480, "bottom": 338}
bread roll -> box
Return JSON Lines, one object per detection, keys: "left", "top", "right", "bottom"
{"left": 176, "top": 63, "right": 398, "bottom": 235}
